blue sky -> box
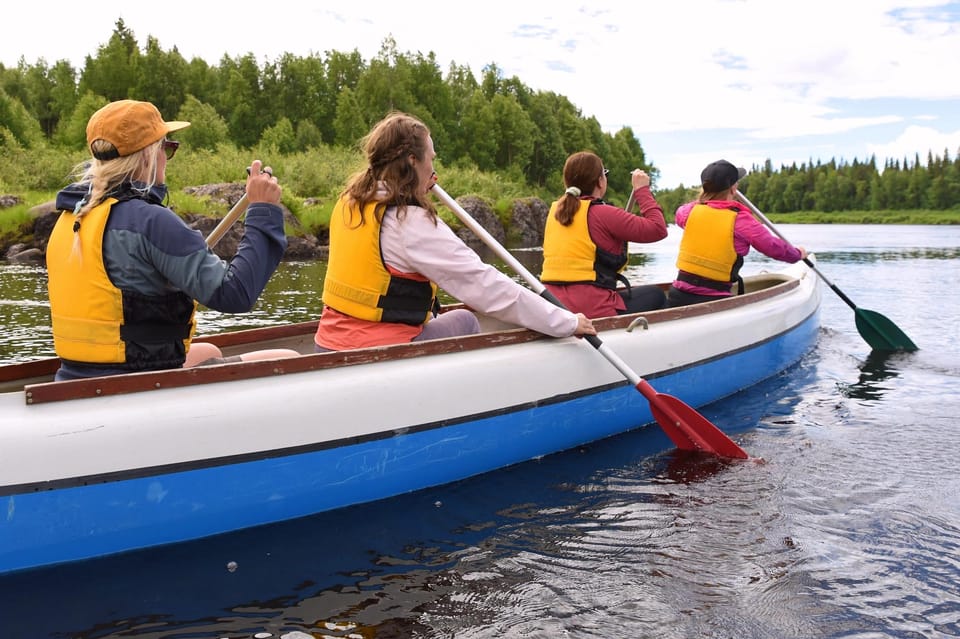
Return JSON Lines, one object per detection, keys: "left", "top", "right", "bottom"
{"left": 5, "top": 0, "right": 960, "bottom": 189}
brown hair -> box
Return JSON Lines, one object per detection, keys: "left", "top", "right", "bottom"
{"left": 341, "top": 111, "right": 436, "bottom": 227}
{"left": 697, "top": 186, "right": 735, "bottom": 203}
{"left": 553, "top": 151, "right": 604, "bottom": 225}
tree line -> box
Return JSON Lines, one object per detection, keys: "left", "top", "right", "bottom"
{"left": 2, "top": 19, "right": 958, "bottom": 214}
{"left": 0, "top": 19, "right": 651, "bottom": 199}
{"left": 655, "top": 153, "right": 960, "bottom": 217}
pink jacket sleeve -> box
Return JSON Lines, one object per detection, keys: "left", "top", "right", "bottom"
{"left": 734, "top": 209, "right": 803, "bottom": 262}
{"left": 381, "top": 207, "right": 580, "bottom": 337}
{"left": 676, "top": 200, "right": 801, "bottom": 263}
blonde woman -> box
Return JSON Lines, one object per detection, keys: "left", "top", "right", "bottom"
{"left": 46, "top": 100, "right": 296, "bottom": 380}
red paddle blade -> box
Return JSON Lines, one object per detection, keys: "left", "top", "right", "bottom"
{"left": 639, "top": 382, "right": 749, "bottom": 459}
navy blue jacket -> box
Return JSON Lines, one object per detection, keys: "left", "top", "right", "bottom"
{"left": 54, "top": 181, "right": 287, "bottom": 313}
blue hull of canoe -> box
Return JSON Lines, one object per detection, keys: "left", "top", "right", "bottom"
{"left": 0, "top": 309, "right": 818, "bottom": 575}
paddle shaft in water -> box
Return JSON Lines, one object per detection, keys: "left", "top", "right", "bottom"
{"left": 431, "top": 182, "right": 749, "bottom": 459}
{"left": 736, "top": 192, "right": 917, "bottom": 352}
{"left": 205, "top": 194, "right": 249, "bottom": 248}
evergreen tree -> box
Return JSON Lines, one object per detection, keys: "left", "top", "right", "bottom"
{"left": 78, "top": 19, "right": 140, "bottom": 101}
{"left": 259, "top": 116, "right": 297, "bottom": 154}
{"left": 332, "top": 86, "right": 366, "bottom": 148}
{"left": 131, "top": 37, "right": 188, "bottom": 118}
{"left": 218, "top": 54, "right": 264, "bottom": 147}
{"left": 320, "top": 50, "right": 366, "bottom": 143}
{"left": 53, "top": 92, "right": 108, "bottom": 150}
{"left": 524, "top": 91, "right": 565, "bottom": 188}
{"left": 295, "top": 119, "right": 324, "bottom": 150}
{"left": 175, "top": 95, "right": 229, "bottom": 152}
{"left": 0, "top": 88, "right": 45, "bottom": 148}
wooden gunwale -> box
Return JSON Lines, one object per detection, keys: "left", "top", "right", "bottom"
{"left": 5, "top": 275, "right": 796, "bottom": 405}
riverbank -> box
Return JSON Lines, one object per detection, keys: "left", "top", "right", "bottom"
{"left": 2, "top": 186, "right": 958, "bottom": 263}
{"left": 0, "top": 187, "right": 548, "bottom": 263}
{"left": 751, "top": 209, "right": 960, "bottom": 224}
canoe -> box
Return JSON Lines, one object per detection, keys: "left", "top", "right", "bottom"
{"left": 0, "top": 259, "right": 820, "bottom": 575}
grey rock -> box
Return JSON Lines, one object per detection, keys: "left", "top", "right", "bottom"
{"left": 7, "top": 247, "right": 43, "bottom": 263}
{"left": 452, "top": 195, "right": 506, "bottom": 249}
{"left": 510, "top": 197, "right": 549, "bottom": 247}
{"left": 0, "top": 194, "right": 23, "bottom": 208}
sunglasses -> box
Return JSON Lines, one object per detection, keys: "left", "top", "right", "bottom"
{"left": 162, "top": 139, "right": 180, "bottom": 160}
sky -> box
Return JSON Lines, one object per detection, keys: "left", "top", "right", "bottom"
{"left": 4, "top": 0, "right": 960, "bottom": 189}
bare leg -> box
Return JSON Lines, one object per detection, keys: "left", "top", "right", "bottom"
{"left": 184, "top": 342, "right": 223, "bottom": 367}
{"left": 187, "top": 343, "right": 300, "bottom": 368}
{"left": 238, "top": 348, "right": 301, "bottom": 361}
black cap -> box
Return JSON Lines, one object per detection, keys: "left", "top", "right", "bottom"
{"left": 701, "top": 160, "right": 747, "bottom": 191}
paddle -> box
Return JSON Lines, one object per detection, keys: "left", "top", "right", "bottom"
{"left": 205, "top": 194, "right": 249, "bottom": 248}
{"left": 431, "top": 182, "right": 749, "bottom": 460}
{"left": 736, "top": 192, "right": 918, "bottom": 352}
{"left": 206, "top": 165, "right": 274, "bottom": 248}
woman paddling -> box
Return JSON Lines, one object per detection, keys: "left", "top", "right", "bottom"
{"left": 47, "top": 99, "right": 297, "bottom": 380}
{"left": 314, "top": 111, "right": 596, "bottom": 351}
{"left": 540, "top": 151, "right": 669, "bottom": 318}
{"left": 666, "top": 159, "right": 807, "bottom": 308}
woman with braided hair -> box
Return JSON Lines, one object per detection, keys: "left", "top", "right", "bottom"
{"left": 314, "top": 111, "right": 595, "bottom": 351}
{"left": 46, "top": 99, "right": 296, "bottom": 380}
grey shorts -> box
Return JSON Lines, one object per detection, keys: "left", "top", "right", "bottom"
{"left": 192, "top": 355, "right": 243, "bottom": 367}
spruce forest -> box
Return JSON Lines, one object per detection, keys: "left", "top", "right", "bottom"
{"left": 1, "top": 19, "right": 958, "bottom": 224}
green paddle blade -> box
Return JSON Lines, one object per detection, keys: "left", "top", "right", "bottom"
{"left": 854, "top": 308, "right": 918, "bottom": 352}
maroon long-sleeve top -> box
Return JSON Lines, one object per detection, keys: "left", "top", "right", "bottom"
{"left": 544, "top": 186, "right": 668, "bottom": 318}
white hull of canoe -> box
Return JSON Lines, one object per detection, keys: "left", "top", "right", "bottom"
{"left": 0, "top": 261, "right": 820, "bottom": 575}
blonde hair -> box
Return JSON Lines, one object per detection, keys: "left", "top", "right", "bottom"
{"left": 71, "top": 139, "right": 163, "bottom": 219}
{"left": 66, "top": 138, "right": 163, "bottom": 261}
{"left": 340, "top": 111, "right": 436, "bottom": 228}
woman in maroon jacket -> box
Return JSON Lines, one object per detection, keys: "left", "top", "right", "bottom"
{"left": 540, "top": 151, "right": 669, "bottom": 318}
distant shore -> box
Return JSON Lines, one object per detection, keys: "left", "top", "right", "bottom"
{"left": 747, "top": 210, "right": 960, "bottom": 224}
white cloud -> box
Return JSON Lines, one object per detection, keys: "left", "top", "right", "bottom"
{"left": 869, "top": 125, "right": 960, "bottom": 165}
{"left": 3, "top": 0, "right": 960, "bottom": 188}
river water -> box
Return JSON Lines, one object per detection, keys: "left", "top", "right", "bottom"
{"left": 2, "top": 224, "right": 959, "bottom": 639}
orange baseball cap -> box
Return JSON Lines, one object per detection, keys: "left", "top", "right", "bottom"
{"left": 86, "top": 99, "right": 190, "bottom": 160}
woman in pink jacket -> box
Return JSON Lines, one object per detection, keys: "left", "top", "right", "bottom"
{"left": 666, "top": 160, "right": 807, "bottom": 308}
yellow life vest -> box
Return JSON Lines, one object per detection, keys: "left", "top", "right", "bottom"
{"left": 46, "top": 197, "right": 196, "bottom": 368}
{"left": 675, "top": 203, "right": 742, "bottom": 286}
{"left": 541, "top": 199, "right": 627, "bottom": 289}
{"left": 321, "top": 197, "right": 437, "bottom": 325}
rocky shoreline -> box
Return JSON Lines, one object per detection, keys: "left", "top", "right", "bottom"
{"left": 2, "top": 184, "right": 550, "bottom": 264}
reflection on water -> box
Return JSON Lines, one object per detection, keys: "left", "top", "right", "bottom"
{"left": 0, "top": 263, "right": 53, "bottom": 362}
{"left": 837, "top": 350, "right": 903, "bottom": 401}
{"left": 650, "top": 448, "right": 740, "bottom": 485}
